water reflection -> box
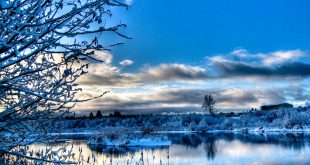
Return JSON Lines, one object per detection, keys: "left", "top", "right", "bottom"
{"left": 168, "top": 133, "right": 310, "bottom": 165}
{"left": 203, "top": 137, "right": 217, "bottom": 160}
{"left": 173, "top": 133, "right": 310, "bottom": 153}
{"left": 4, "top": 133, "right": 310, "bottom": 164}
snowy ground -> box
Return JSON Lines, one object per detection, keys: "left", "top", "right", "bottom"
{"left": 50, "top": 106, "right": 310, "bottom": 147}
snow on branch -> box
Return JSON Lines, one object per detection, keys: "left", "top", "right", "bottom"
{"left": 0, "top": 0, "right": 129, "bottom": 163}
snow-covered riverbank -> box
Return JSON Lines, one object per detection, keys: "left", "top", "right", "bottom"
{"left": 47, "top": 125, "right": 310, "bottom": 149}
{"left": 55, "top": 106, "right": 310, "bottom": 135}
{"left": 50, "top": 126, "right": 310, "bottom": 137}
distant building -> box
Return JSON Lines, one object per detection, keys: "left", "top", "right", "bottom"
{"left": 260, "top": 103, "right": 293, "bottom": 111}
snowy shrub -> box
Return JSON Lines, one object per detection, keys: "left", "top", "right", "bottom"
{"left": 252, "top": 110, "right": 265, "bottom": 117}
{"left": 266, "top": 112, "right": 277, "bottom": 123}
{"left": 182, "top": 116, "right": 192, "bottom": 127}
{"left": 224, "top": 122, "right": 234, "bottom": 130}
{"left": 141, "top": 127, "right": 155, "bottom": 135}
{"left": 203, "top": 116, "right": 220, "bottom": 126}
{"left": 284, "top": 120, "right": 297, "bottom": 129}
{"left": 150, "top": 117, "right": 161, "bottom": 127}
{"left": 102, "top": 128, "right": 131, "bottom": 141}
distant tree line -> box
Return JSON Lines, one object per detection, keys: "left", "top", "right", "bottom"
{"left": 261, "top": 103, "right": 293, "bottom": 111}
{"left": 64, "top": 111, "right": 149, "bottom": 120}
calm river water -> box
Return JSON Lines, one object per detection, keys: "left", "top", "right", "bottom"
{"left": 25, "top": 133, "right": 310, "bottom": 165}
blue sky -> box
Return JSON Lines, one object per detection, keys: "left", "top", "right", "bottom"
{"left": 76, "top": 0, "right": 310, "bottom": 114}
{"left": 109, "top": 0, "right": 310, "bottom": 68}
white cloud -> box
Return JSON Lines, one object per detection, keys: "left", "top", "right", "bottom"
{"left": 119, "top": 59, "right": 134, "bottom": 66}
{"left": 208, "top": 49, "right": 308, "bottom": 67}
{"left": 262, "top": 49, "right": 305, "bottom": 66}
{"left": 208, "top": 55, "right": 229, "bottom": 63}
{"left": 231, "top": 48, "right": 250, "bottom": 58}
{"left": 78, "top": 51, "right": 139, "bottom": 87}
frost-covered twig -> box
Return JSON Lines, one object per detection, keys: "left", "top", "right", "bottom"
{"left": 0, "top": 0, "right": 129, "bottom": 163}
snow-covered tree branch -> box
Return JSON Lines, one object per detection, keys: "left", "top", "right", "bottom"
{"left": 0, "top": 0, "right": 128, "bottom": 163}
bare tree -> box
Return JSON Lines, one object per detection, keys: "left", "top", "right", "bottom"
{"left": 0, "top": 0, "right": 129, "bottom": 163}
{"left": 202, "top": 94, "right": 216, "bottom": 115}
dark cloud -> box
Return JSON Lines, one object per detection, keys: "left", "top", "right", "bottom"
{"left": 78, "top": 73, "right": 139, "bottom": 86}
{"left": 214, "top": 61, "right": 310, "bottom": 78}
{"left": 141, "top": 64, "right": 209, "bottom": 82}
{"left": 78, "top": 63, "right": 210, "bottom": 87}
{"left": 215, "top": 90, "right": 258, "bottom": 103}
{"left": 79, "top": 54, "right": 310, "bottom": 88}
{"left": 80, "top": 60, "right": 310, "bottom": 88}
{"left": 157, "top": 89, "right": 258, "bottom": 105}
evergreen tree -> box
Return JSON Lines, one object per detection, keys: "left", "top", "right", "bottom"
{"left": 96, "top": 111, "right": 103, "bottom": 118}
{"left": 114, "top": 111, "right": 122, "bottom": 118}
{"left": 89, "top": 112, "right": 95, "bottom": 120}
